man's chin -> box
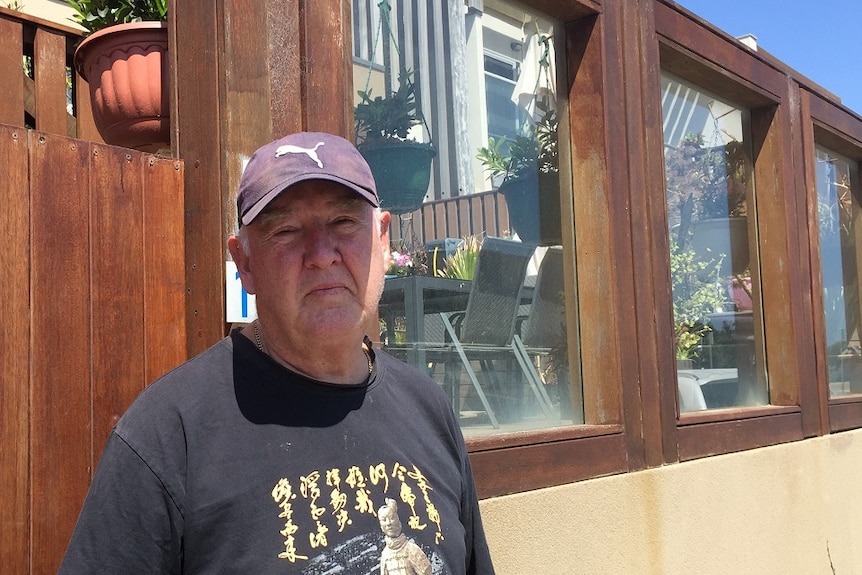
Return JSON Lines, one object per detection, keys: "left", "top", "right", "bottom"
{"left": 303, "top": 309, "right": 366, "bottom": 338}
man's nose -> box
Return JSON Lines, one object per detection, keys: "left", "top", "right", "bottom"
{"left": 303, "top": 226, "right": 341, "bottom": 267}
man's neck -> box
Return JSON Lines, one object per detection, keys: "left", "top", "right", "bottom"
{"left": 243, "top": 321, "right": 371, "bottom": 384}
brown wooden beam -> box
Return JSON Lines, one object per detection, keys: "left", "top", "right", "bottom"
{"left": 0, "top": 123, "right": 30, "bottom": 575}
{"left": 171, "top": 0, "right": 226, "bottom": 356}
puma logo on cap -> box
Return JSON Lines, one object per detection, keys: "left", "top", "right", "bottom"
{"left": 274, "top": 142, "right": 325, "bottom": 168}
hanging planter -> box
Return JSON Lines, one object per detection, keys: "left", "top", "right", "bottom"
{"left": 499, "top": 173, "right": 541, "bottom": 244}
{"left": 355, "top": 69, "right": 435, "bottom": 215}
{"left": 359, "top": 140, "right": 435, "bottom": 215}
{"left": 354, "top": 1, "right": 435, "bottom": 215}
{"left": 477, "top": 99, "right": 560, "bottom": 245}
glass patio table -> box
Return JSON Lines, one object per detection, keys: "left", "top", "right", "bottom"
{"left": 378, "top": 275, "right": 472, "bottom": 367}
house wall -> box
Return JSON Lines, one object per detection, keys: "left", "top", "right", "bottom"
{"left": 15, "top": 0, "right": 77, "bottom": 27}
{"left": 481, "top": 429, "right": 862, "bottom": 574}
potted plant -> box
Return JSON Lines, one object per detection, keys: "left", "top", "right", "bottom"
{"left": 670, "top": 241, "right": 726, "bottom": 367}
{"left": 354, "top": 70, "right": 436, "bottom": 215}
{"left": 68, "top": 0, "right": 169, "bottom": 152}
{"left": 435, "top": 235, "right": 482, "bottom": 280}
{"left": 476, "top": 99, "right": 560, "bottom": 245}
{"left": 386, "top": 240, "right": 429, "bottom": 278}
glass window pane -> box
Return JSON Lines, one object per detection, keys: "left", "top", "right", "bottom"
{"left": 660, "top": 72, "right": 768, "bottom": 412}
{"left": 353, "top": 0, "right": 580, "bottom": 435}
{"left": 814, "top": 145, "right": 862, "bottom": 397}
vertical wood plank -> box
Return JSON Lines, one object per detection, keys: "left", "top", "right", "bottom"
{"left": 468, "top": 195, "right": 482, "bottom": 237}
{"left": 457, "top": 196, "right": 470, "bottom": 236}
{"left": 618, "top": 0, "right": 665, "bottom": 468}
{"left": 89, "top": 144, "right": 146, "bottom": 452}
{"left": 801, "top": 91, "right": 834, "bottom": 435}
{"left": 222, "top": 0, "right": 275, "bottom": 229}
{"left": 422, "top": 205, "right": 436, "bottom": 242}
{"left": 567, "top": 14, "right": 623, "bottom": 426}
{"left": 302, "top": 0, "right": 352, "bottom": 134}
{"left": 266, "top": 0, "right": 303, "bottom": 137}
{"left": 172, "top": 0, "right": 227, "bottom": 356}
{"left": 144, "top": 156, "right": 188, "bottom": 382}
{"left": 0, "top": 125, "right": 30, "bottom": 575}
{"left": 752, "top": 104, "right": 802, "bottom": 407}
{"left": 73, "top": 72, "right": 102, "bottom": 143}
{"left": 33, "top": 28, "right": 67, "bottom": 136}
{"left": 445, "top": 201, "right": 459, "bottom": 238}
{"left": 29, "top": 131, "right": 91, "bottom": 575}
{"left": 432, "top": 202, "right": 447, "bottom": 239}
{"left": 497, "top": 193, "right": 510, "bottom": 237}
{"left": 785, "top": 83, "right": 822, "bottom": 437}
{"left": 0, "top": 19, "right": 23, "bottom": 126}
{"left": 482, "top": 193, "right": 499, "bottom": 237}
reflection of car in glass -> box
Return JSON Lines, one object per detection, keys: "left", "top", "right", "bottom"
{"left": 678, "top": 368, "right": 739, "bottom": 412}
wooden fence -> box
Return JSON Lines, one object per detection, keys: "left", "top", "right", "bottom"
{"left": 389, "top": 189, "right": 511, "bottom": 246}
{"left": 0, "top": 124, "right": 186, "bottom": 575}
{"left": 0, "top": 6, "right": 102, "bottom": 142}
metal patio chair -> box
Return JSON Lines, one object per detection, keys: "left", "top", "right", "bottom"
{"left": 430, "top": 237, "right": 540, "bottom": 428}
{"left": 511, "top": 246, "right": 567, "bottom": 425}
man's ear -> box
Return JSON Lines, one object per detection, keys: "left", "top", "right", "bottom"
{"left": 378, "top": 210, "right": 391, "bottom": 242}
{"left": 228, "top": 235, "right": 256, "bottom": 295}
{"left": 378, "top": 210, "right": 392, "bottom": 266}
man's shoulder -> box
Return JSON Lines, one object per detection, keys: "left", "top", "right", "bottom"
{"left": 148, "top": 335, "right": 234, "bottom": 393}
{"left": 375, "top": 350, "right": 457, "bottom": 417}
{"left": 375, "top": 350, "right": 438, "bottom": 389}
{"left": 117, "top": 336, "right": 235, "bottom": 430}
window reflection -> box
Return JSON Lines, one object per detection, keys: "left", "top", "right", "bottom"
{"left": 815, "top": 146, "right": 862, "bottom": 397}
{"left": 352, "top": 0, "right": 579, "bottom": 434}
{"left": 660, "top": 72, "right": 767, "bottom": 412}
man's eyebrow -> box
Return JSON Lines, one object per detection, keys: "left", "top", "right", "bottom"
{"left": 255, "top": 196, "right": 367, "bottom": 226}
{"left": 255, "top": 209, "right": 295, "bottom": 227}
{"left": 331, "top": 196, "right": 367, "bottom": 211}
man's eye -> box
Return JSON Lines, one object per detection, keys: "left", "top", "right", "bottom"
{"left": 333, "top": 217, "right": 359, "bottom": 226}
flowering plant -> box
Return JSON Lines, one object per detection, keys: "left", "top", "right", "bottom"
{"left": 386, "top": 246, "right": 428, "bottom": 276}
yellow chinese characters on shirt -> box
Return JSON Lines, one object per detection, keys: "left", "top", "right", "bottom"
{"left": 270, "top": 461, "right": 445, "bottom": 563}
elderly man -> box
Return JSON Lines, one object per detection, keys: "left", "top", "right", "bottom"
{"left": 59, "top": 132, "right": 495, "bottom": 575}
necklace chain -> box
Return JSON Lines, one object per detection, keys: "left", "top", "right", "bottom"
{"left": 253, "top": 319, "right": 265, "bottom": 353}
{"left": 252, "top": 319, "right": 372, "bottom": 375}
{"left": 362, "top": 347, "right": 373, "bottom": 374}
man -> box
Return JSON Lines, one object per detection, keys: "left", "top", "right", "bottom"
{"left": 59, "top": 132, "right": 495, "bottom": 574}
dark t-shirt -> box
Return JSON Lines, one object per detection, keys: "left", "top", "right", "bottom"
{"left": 58, "top": 332, "right": 495, "bottom": 575}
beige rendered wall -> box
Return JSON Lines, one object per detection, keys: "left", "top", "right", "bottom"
{"left": 13, "top": 0, "right": 79, "bottom": 28}
{"left": 481, "top": 429, "right": 862, "bottom": 574}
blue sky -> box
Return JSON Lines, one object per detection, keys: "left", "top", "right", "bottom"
{"left": 675, "top": 1, "right": 862, "bottom": 114}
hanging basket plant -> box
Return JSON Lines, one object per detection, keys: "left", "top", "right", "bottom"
{"left": 476, "top": 99, "right": 560, "bottom": 245}
{"left": 354, "top": 70, "right": 435, "bottom": 215}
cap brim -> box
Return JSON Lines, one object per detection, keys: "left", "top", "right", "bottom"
{"left": 240, "top": 174, "right": 379, "bottom": 226}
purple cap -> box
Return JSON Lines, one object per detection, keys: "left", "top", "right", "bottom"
{"left": 237, "top": 132, "right": 379, "bottom": 226}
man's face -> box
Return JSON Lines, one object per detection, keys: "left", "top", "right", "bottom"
{"left": 231, "top": 180, "right": 390, "bottom": 348}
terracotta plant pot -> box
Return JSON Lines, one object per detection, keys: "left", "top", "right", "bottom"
{"left": 74, "top": 22, "right": 169, "bottom": 152}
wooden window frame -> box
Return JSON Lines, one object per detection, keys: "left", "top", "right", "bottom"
{"left": 801, "top": 89, "right": 862, "bottom": 433}
{"left": 462, "top": 0, "right": 638, "bottom": 499}
{"left": 649, "top": 1, "right": 818, "bottom": 463}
